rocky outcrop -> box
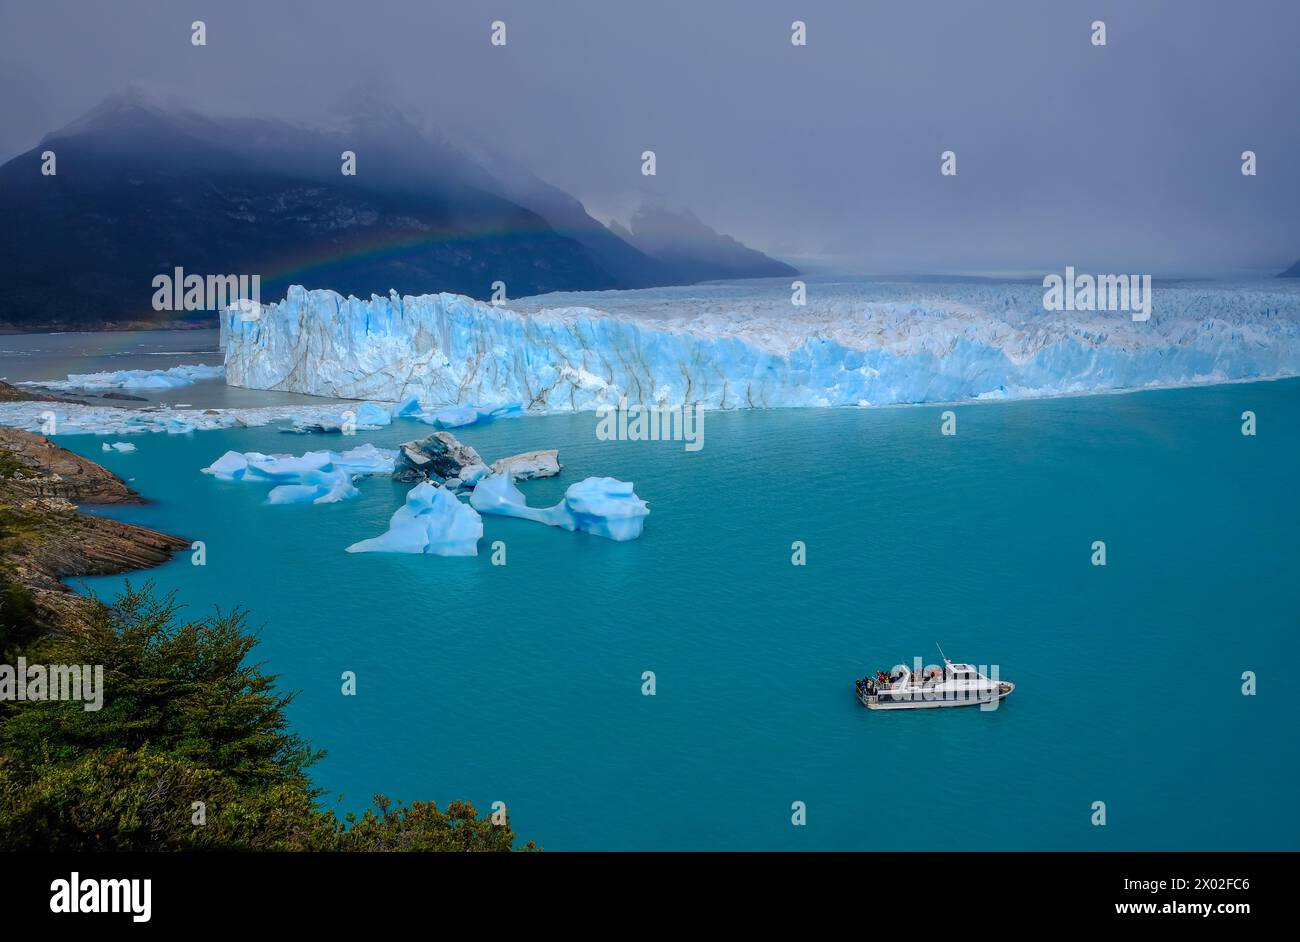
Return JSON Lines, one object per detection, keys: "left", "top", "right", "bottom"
{"left": 0, "top": 379, "right": 83, "bottom": 404}
{"left": 5, "top": 497, "right": 188, "bottom": 595}
{"left": 489, "top": 450, "right": 562, "bottom": 481}
{"left": 0, "top": 428, "right": 187, "bottom": 624}
{"left": 392, "top": 431, "right": 485, "bottom": 484}
{"left": 0, "top": 426, "right": 144, "bottom": 503}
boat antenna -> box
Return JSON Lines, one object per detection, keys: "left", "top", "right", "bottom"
{"left": 936, "top": 642, "right": 951, "bottom": 666}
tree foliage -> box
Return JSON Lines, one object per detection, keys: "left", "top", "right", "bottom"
{"left": 0, "top": 582, "right": 536, "bottom": 852}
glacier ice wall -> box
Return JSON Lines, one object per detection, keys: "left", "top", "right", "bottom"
{"left": 221, "top": 282, "right": 1300, "bottom": 409}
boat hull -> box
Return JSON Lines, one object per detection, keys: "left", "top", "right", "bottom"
{"left": 859, "top": 682, "right": 1015, "bottom": 710}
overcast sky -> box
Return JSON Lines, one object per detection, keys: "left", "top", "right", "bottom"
{"left": 2, "top": 0, "right": 1297, "bottom": 274}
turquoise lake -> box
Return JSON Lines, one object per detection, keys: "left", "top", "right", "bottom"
{"left": 68, "top": 379, "right": 1300, "bottom": 850}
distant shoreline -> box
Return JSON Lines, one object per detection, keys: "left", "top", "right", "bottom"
{"left": 0, "top": 319, "right": 218, "bottom": 336}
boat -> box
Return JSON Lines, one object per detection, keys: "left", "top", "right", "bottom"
{"left": 855, "top": 649, "right": 1014, "bottom": 710}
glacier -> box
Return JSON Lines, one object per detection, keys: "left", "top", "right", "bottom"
{"left": 220, "top": 281, "right": 1300, "bottom": 409}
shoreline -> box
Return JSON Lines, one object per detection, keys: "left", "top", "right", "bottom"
{"left": 0, "top": 320, "right": 218, "bottom": 336}
{"left": 0, "top": 427, "right": 188, "bottom": 625}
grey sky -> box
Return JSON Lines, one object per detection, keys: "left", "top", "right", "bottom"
{"left": 1, "top": 0, "right": 1296, "bottom": 274}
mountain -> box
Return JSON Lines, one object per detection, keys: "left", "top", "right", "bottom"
{"left": 608, "top": 204, "right": 798, "bottom": 284}
{"left": 0, "top": 89, "right": 615, "bottom": 330}
{"left": 1280, "top": 259, "right": 1300, "bottom": 277}
{"left": 0, "top": 89, "right": 796, "bottom": 331}
{"left": 458, "top": 145, "right": 677, "bottom": 289}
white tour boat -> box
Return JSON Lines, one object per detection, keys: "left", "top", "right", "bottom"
{"left": 855, "top": 650, "right": 1014, "bottom": 710}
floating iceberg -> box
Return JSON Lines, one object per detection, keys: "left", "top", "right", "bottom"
{"left": 562, "top": 477, "right": 651, "bottom": 541}
{"left": 221, "top": 282, "right": 1300, "bottom": 409}
{"left": 201, "top": 443, "right": 395, "bottom": 505}
{"left": 417, "top": 403, "right": 521, "bottom": 429}
{"left": 101, "top": 441, "right": 137, "bottom": 453}
{"left": 290, "top": 401, "right": 394, "bottom": 433}
{"left": 384, "top": 396, "right": 520, "bottom": 429}
{"left": 27, "top": 363, "right": 224, "bottom": 391}
{"left": 489, "top": 450, "right": 561, "bottom": 481}
{"left": 470, "top": 474, "right": 649, "bottom": 541}
{"left": 392, "top": 394, "right": 423, "bottom": 418}
{"left": 346, "top": 481, "right": 483, "bottom": 555}
{"left": 354, "top": 402, "right": 393, "bottom": 427}
{"left": 265, "top": 471, "right": 358, "bottom": 505}
{"left": 202, "top": 442, "right": 395, "bottom": 481}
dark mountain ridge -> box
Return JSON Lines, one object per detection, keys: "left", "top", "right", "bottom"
{"left": 0, "top": 89, "right": 796, "bottom": 330}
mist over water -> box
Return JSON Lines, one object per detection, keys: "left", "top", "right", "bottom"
{"left": 3, "top": 0, "right": 1298, "bottom": 273}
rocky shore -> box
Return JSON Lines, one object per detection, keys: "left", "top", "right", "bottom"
{"left": 0, "top": 379, "right": 83, "bottom": 405}
{"left": 0, "top": 426, "right": 188, "bottom": 623}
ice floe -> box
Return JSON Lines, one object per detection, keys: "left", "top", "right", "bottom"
{"left": 101, "top": 442, "right": 137, "bottom": 453}
{"left": 27, "top": 363, "right": 224, "bottom": 391}
{"left": 416, "top": 403, "right": 521, "bottom": 429}
{"left": 0, "top": 401, "right": 378, "bottom": 438}
{"left": 289, "top": 400, "right": 394, "bottom": 433}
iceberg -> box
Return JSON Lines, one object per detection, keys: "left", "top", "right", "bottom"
{"left": 290, "top": 401, "right": 393, "bottom": 433}
{"left": 220, "top": 282, "right": 1300, "bottom": 409}
{"left": 265, "top": 470, "right": 359, "bottom": 505}
{"left": 201, "top": 443, "right": 395, "bottom": 505}
{"left": 417, "top": 403, "right": 521, "bottom": 429}
{"left": 391, "top": 394, "right": 423, "bottom": 418}
{"left": 489, "top": 450, "right": 562, "bottom": 481}
{"left": 383, "top": 397, "right": 522, "bottom": 429}
{"left": 101, "top": 441, "right": 137, "bottom": 453}
{"left": 470, "top": 473, "right": 649, "bottom": 541}
{"left": 346, "top": 481, "right": 483, "bottom": 555}
{"left": 562, "top": 477, "right": 651, "bottom": 541}
{"left": 354, "top": 402, "right": 393, "bottom": 427}
{"left": 202, "top": 442, "right": 395, "bottom": 481}
{"left": 27, "top": 363, "right": 224, "bottom": 391}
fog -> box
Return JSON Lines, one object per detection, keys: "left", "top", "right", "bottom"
{"left": 2, "top": 0, "right": 1297, "bottom": 274}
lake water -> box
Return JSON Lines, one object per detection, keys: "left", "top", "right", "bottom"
{"left": 67, "top": 377, "right": 1300, "bottom": 850}
{"left": 0, "top": 329, "right": 328, "bottom": 409}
